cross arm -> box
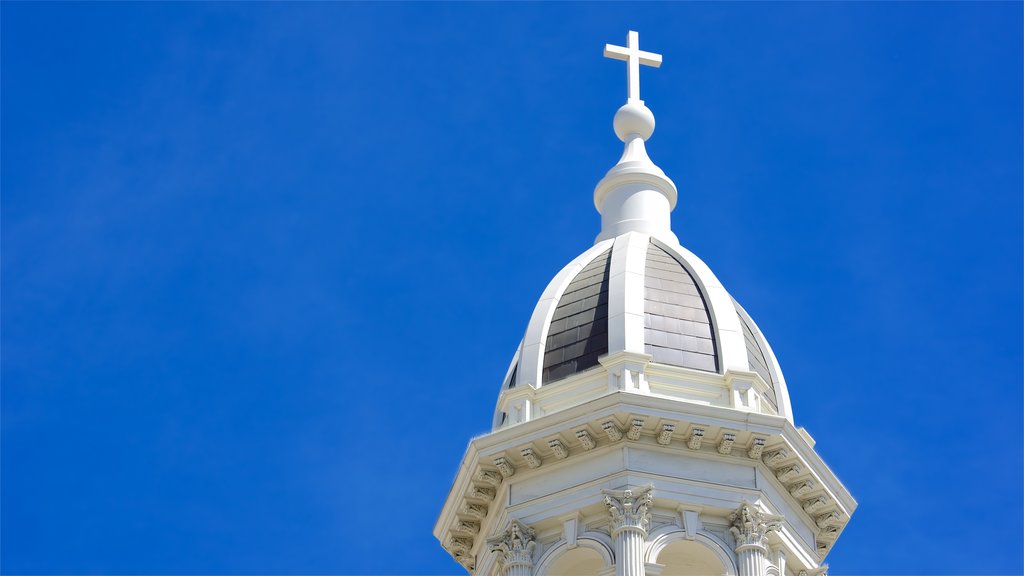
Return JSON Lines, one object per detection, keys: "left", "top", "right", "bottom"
{"left": 603, "top": 46, "right": 663, "bottom": 68}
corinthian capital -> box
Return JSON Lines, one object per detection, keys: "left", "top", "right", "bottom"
{"left": 602, "top": 485, "right": 654, "bottom": 536}
{"left": 487, "top": 519, "right": 536, "bottom": 569}
{"left": 729, "top": 503, "right": 783, "bottom": 552}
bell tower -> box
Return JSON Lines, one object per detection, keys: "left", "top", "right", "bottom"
{"left": 435, "top": 31, "right": 855, "bottom": 576}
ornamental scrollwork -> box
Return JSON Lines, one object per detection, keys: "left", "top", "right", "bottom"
{"left": 729, "top": 502, "right": 782, "bottom": 551}
{"left": 487, "top": 519, "right": 536, "bottom": 568}
{"left": 602, "top": 485, "right": 654, "bottom": 535}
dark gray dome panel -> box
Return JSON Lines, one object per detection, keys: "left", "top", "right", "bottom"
{"left": 542, "top": 249, "right": 612, "bottom": 384}
{"left": 505, "top": 363, "right": 518, "bottom": 389}
{"left": 644, "top": 241, "right": 718, "bottom": 372}
{"left": 738, "top": 311, "right": 778, "bottom": 410}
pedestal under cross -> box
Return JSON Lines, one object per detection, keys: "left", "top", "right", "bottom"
{"left": 604, "top": 30, "right": 663, "bottom": 103}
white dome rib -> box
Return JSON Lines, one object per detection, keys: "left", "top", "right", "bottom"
{"left": 493, "top": 232, "right": 793, "bottom": 430}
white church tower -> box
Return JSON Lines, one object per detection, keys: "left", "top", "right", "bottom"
{"left": 436, "top": 31, "right": 855, "bottom": 576}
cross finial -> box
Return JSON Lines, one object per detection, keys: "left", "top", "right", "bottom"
{"left": 604, "top": 30, "right": 662, "bottom": 103}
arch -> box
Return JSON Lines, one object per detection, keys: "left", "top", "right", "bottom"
{"left": 646, "top": 527, "right": 737, "bottom": 576}
{"left": 535, "top": 533, "right": 614, "bottom": 576}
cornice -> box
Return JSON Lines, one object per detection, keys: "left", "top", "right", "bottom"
{"left": 435, "top": 390, "right": 856, "bottom": 571}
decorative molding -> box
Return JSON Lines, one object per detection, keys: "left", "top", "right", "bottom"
{"left": 521, "top": 447, "right": 542, "bottom": 469}
{"left": 815, "top": 512, "right": 841, "bottom": 529}
{"left": 576, "top": 429, "right": 597, "bottom": 450}
{"left": 748, "top": 437, "right": 766, "bottom": 459}
{"left": 763, "top": 448, "right": 789, "bottom": 468}
{"left": 602, "top": 485, "right": 654, "bottom": 536}
{"left": 680, "top": 507, "right": 701, "bottom": 540}
{"left": 494, "top": 457, "right": 515, "bottom": 478}
{"left": 563, "top": 514, "right": 579, "bottom": 549}
{"left": 729, "top": 502, "right": 782, "bottom": 552}
{"left": 657, "top": 423, "right": 676, "bottom": 445}
{"left": 789, "top": 481, "right": 815, "bottom": 498}
{"left": 687, "top": 427, "right": 705, "bottom": 450}
{"left": 802, "top": 496, "right": 829, "bottom": 515}
{"left": 777, "top": 465, "right": 801, "bottom": 483}
{"left": 773, "top": 547, "right": 787, "bottom": 576}
{"left": 438, "top": 409, "right": 854, "bottom": 571}
{"left": 454, "top": 520, "right": 481, "bottom": 535}
{"left": 718, "top": 431, "right": 736, "bottom": 454}
{"left": 818, "top": 525, "right": 839, "bottom": 540}
{"left": 645, "top": 562, "right": 664, "bottom": 576}
{"left": 488, "top": 519, "right": 536, "bottom": 569}
{"left": 475, "top": 470, "right": 502, "bottom": 487}
{"left": 455, "top": 555, "right": 475, "bottom": 572}
{"left": 462, "top": 502, "right": 488, "bottom": 520}
{"left": 469, "top": 486, "right": 495, "bottom": 502}
{"left": 447, "top": 535, "right": 473, "bottom": 556}
{"left": 799, "top": 566, "right": 829, "bottom": 576}
{"left": 602, "top": 420, "right": 623, "bottom": 441}
{"left": 627, "top": 418, "right": 645, "bottom": 441}
{"left": 548, "top": 439, "right": 569, "bottom": 460}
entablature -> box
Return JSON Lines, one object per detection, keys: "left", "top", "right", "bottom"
{"left": 437, "top": 392, "right": 856, "bottom": 573}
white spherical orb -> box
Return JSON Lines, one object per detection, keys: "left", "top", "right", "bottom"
{"left": 613, "top": 102, "right": 656, "bottom": 142}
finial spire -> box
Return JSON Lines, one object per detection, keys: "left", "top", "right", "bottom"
{"left": 594, "top": 31, "right": 678, "bottom": 245}
{"left": 604, "top": 30, "right": 663, "bottom": 103}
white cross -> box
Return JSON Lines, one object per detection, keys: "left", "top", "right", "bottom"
{"left": 604, "top": 30, "right": 662, "bottom": 103}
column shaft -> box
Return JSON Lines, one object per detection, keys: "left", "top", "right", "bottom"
{"left": 504, "top": 560, "right": 533, "bottom": 576}
{"left": 736, "top": 547, "right": 769, "bottom": 576}
{"left": 615, "top": 527, "right": 646, "bottom": 576}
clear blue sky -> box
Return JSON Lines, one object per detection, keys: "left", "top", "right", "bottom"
{"left": 3, "top": 3, "right": 1021, "bottom": 575}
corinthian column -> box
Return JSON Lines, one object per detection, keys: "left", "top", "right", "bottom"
{"left": 729, "top": 503, "right": 783, "bottom": 576}
{"left": 487, "top": 520, "right": 536, "bottom": 576}
{"left": 602, "top": 485, "right": 653, "bottom": 576}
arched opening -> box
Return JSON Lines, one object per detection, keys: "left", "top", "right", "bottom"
{"left": 543, "top": 546, "right": 605, "bottom": 576}
{"left": 655, "top": 539, "right": 728, "bottom": 576}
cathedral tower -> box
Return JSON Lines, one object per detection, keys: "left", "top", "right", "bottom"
{"left": 435, "top": 31, "right": 854, "bottom": 576}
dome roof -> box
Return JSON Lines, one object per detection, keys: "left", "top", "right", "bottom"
{"left": 492, "top": 60, "right": 792, "bottom": 431}
{"left": 494, "top": 232, "right": 792, "bottom": 430}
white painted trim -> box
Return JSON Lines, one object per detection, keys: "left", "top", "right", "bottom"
{"left": 493, "top": 343, "right": 524, "bottom": 429}
{"left": 733, "top": 300, "right": 794, "bottom": 423}
{"left": 644, "top": 527, "right": 738, "bottom": 576}
{"left": 534, "top": 534, "right": 614, "bottom": 576}
{"left": 519, "top": 239, "right": 615, "bottom": 390}
{"left": 607, "top": 232, "right": 650, "bottom": 355}
{"left": 654, "top": 239, "right": 748, "bottom": 375}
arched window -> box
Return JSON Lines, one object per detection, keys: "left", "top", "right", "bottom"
{"left": 655, "top": 539, "right": 729, "bottom": 576}
{"left": 535, "top": 537, "right": 614, "bottom": 576}
{"left": 543, "top": 547, "right": 605, "bottom": 576}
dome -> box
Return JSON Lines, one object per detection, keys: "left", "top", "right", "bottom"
{"left": 490, "top": 51, "right": 794, "bottom": 432}
{"left": 493, "top": 232, "right": 793, "bottom": 430}
{"left": 490, "top": 88, "right": 795, "bottom": 430}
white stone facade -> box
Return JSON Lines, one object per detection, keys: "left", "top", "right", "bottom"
{"left": 436, "top": 31, "right": 854, "bottom": 576}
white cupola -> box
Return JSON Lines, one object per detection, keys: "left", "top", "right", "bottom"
{"left": 492, "top": 32, "right": 792, "bottom": 431}
{"left": 437, "top": 31, "right": 855, "bottom": 576}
